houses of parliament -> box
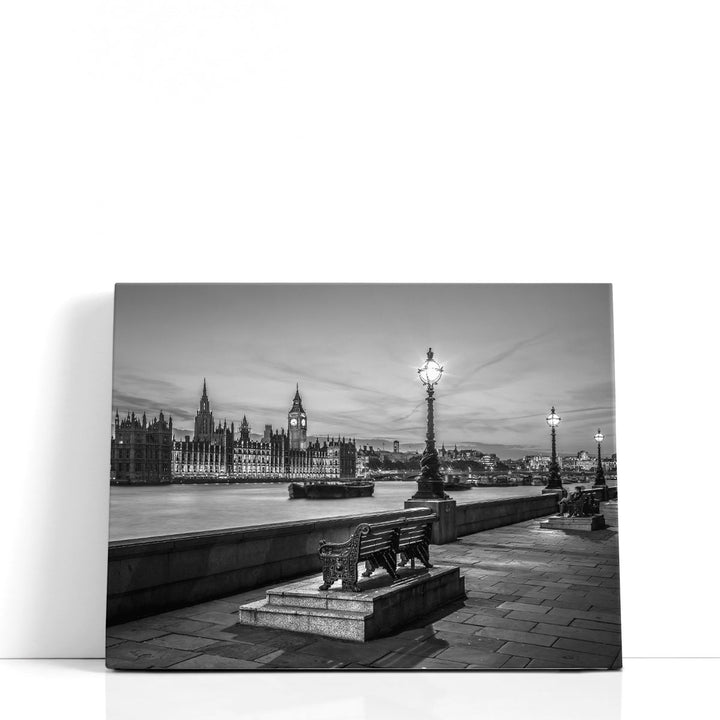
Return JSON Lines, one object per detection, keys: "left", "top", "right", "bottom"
{"left": 110, "top": 380, "right": 357, "bottom": 485}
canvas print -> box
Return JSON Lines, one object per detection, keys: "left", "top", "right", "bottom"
{"left": 106, "top": 284, "right": 621, "bottom": 670}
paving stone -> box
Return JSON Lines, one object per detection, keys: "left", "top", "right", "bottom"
{"left": 147, "top": 618, "right": 218, "bottom": 635}
{"left": 545, "top": 607, "right": 621, "bottom": 625}
{"left": 371, "top": 648, "right": 449, "bottom": 669}
{"left": 193, "top": 627, "right": 242, "bottom": 642}
{"left": 167, "top": 655, "right": 263, "bottom": 669}
{"left": 185, "top": 611, "right": 239, "bottom": 627}
{"left": 259, "top": 650, "right": 346, "bottom": 669}
{"left": 390, "top": 625, "right": 437, "bottom": 644}
{"left": 168, "top": 602, "right": 236, "bottom": 619}
{"left": 465, "top": 591, "right": 495, "bottom": 600}
{"left": 218, "top": 625, "right": 317, "bottom": 651}
{"left": 463, "top": 614, "right": 536, "bottom": 632}
{"left": 498, "top": 601, "right": 551, "bottom": 615}
{"left": 501, "top": 656, "right": 531, "bottom": 669}
{"left": 432, "top": 620, "right": 480, "bottom": 635}
{"left": 475, "top": 627, "right": 556, "bottom": 647}
{"left": 436, "top": 647, "right": 510, "bottom": 667}
{"left": 516, "top": 587, "right": 563, "bottom": 601}
{"left": 106, "top": 626, "right": 170, "bottom": 643}
{"left": 497, "top": 641, "right": 613, "bottom": 669}
{"left": 433, "top": 632, "right": 505, "bottom": 653}
{"left": 560, "top": 577, "right": 603, "bottom": 588}
{"left": 571, "top": 618, "right": 622, "bottom": 632}
{"left": 299, "top": 638, "right": 399, "bottom": 665}
{"left": 505, "top": 610, "right": 573, "bottom": 626}
{"left": 584, "top": 594, "right": 621, "bottom": 610}
{"left": 532, "top": 623, "right": 621, "bottom": 646}
{"left": 542, "top": 597, "right": 593, "bottom": 611}
{"left": 253, "top": 649, "right": 285, "bottom": 664}
{"left": 151, "top": 634, "right": 219, "bottom": 651}
{"left": 106, "top": 658, "right": 152, "bottom": 670}
{"left": 526, "top": 657, "right": 583, "bottom": 669}
{"left": 487, "top": 582, "right": 525, "bottom": 595}
{"left": 461, "top": 606, "right": 510, "bottom": 618}
{"left": 106, "top": 641, "right": 200, "bottom": 669}
{"left": 202, "top": 641, "right": 279, "bottom": 661}
{"left": 392, "top": 657, "right": 468, "bottom": 670}
{"left": 553, "top": 637, "right": 619, "bottom": 658}
{"left": 442, "top": 610, "right": 476, "bottom": 623}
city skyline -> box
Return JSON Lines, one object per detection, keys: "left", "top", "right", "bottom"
{"left": 112, "top": 284, "right": 616, "bottom": 457}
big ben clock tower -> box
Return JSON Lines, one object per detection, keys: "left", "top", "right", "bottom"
{"left": 288, "top": 384, "right": 307, "bottom": 450}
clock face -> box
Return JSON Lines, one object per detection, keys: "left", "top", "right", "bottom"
{"left": 290, "top": 418, "right": 298, "bottom": 427}
{"left": 300, "top": 418, "right": 306, "bottom": 427}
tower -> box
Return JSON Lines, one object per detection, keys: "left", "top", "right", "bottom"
{"left": 288, "top": 383, "right": 307, "bottom": 450}
{"left": 240, "top": 414, "right": 250, "bottom": 442}
{"left": 194, "top": 378, "right": 214, "bottom": 441}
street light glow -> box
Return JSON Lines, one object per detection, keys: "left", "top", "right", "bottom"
{"left": 418, "top": 348, "right": 444, "bottom": 386}
{"left": 546, "top": 407, "right": 561, "bottom": 428}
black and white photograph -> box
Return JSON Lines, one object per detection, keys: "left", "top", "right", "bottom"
{"left": 107, "top": 283, "right": 620, "bottom": 670}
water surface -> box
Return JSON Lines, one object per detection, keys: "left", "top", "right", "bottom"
{"left": 109, "top": 481, "right": 555, "bottom": 540}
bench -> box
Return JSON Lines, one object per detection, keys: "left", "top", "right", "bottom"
{"left": 318, "top": 513, "right": 436, "bottom": 592}
{"left": 559, "top": 487, "right": 602, "bottom": 517}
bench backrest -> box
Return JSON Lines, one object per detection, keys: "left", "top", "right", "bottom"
{"left": 357, "top": 514, "right": 435, "bottom": 559}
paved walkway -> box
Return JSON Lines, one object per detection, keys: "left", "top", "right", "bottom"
{"left": 107, "top": 502, "right": 621, "bottom": 670}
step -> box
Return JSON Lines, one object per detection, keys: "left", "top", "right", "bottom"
{"left": 540, "top": 514, "right": 606, "bottom": 531}
{"left": 240, "top": 599, "right": 369, "bottom": 641}
{"left": 267, "top": 589, "right": 374, "bottom": 613}
{"left": 239, "top": 565, "right": 465, "bottom": 642}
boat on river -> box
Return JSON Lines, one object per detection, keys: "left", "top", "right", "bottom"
{"left": 288, "top": 480, "right": 375, "bottom": 499}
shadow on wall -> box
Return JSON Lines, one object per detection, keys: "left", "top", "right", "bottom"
{"left": 15, "top": 294, "right": 113, "bottom": 657}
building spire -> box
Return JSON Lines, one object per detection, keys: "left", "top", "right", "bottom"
{"left": 290, "top": 383, "right": 304, "bottom": 412}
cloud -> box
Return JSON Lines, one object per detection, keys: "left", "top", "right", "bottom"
{"left": 467, "top": 330, "right": 553, "bottom": 376}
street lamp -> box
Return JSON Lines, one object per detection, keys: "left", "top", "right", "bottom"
{"left": 411, "top": 348, "right": 449, "bottom": 500}
{"left": 593, "top": 428, "right": 606, "bottom": 488}
{"left": 543, "top": 406, "right": 563, "bottom": 492}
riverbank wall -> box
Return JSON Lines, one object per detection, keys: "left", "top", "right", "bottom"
{"left": 107, "top": 493, "right": 566, "bottom": 625}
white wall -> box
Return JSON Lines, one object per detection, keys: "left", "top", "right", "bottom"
{"left": 1, "top": 1, "right": 718, "bottom": 658}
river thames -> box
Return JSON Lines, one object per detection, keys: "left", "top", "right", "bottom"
{"left": 108, "top": 481, "right": 613, "bottom": 541}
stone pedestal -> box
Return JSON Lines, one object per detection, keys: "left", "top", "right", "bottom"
{"left": 540, "top": 514, "right": 606, "bottom": 531}
{"left": 404, "top": 498, "right": 457, "bottom": 544}
{"left": 592, "top": 485, "right": 609, "bottom": 501}
{"left": 238, "top": 565, "right": 465, "bottom": 642}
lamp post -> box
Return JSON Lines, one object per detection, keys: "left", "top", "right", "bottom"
{"left": 410, "top": 348, "right": 449, "bottom": 500}
{"left": 543, "top": 406, "right": 563, "bottom": 492}
{"left": 593, "top": 429, "right": 606, "bottom": 488}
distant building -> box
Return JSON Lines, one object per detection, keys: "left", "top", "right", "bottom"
{"left": 111, "top": 410, "right": 173, "bottom": 484}
{"left": 525, "top": 455, "right": 552, "bottom": 471}
{"left": 575, "top": 450, "right": 594, "bottom": 472}
{"left": 480, "top": 453, "right": 499, "bottom": 470}
{"left": 111, "top": 382, "right": 356, "bottom": 484}
{"left": 393, "top": 440, "right": 400, "bottom": 453}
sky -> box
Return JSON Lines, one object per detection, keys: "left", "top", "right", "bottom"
{"left": 112, "top": 284, "right": 615, "bottom": 458}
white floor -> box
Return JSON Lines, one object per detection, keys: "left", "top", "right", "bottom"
{"left": 0, "top": 658, "right": 716, "bottom": 719}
